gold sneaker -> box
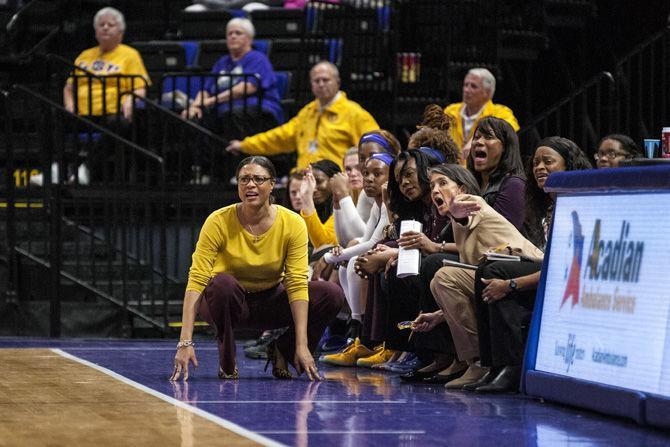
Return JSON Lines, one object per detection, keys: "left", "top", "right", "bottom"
{"left": 356, "top": 344, "right": 397, "bottom": 368}
{"left": 319, "top": 338, "right": 376, "bottom": 367}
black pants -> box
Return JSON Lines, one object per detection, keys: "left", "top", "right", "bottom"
{"left": 474, "top": 261, "right": 542, "bottom": 368}
{"left": 377, "top": 252, "right": 460, "bottom": 353}
{"left": 412, "top": 252, "right": 460, "bottom": 356}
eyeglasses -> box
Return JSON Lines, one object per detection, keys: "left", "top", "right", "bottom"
{"left": 594, "top": 150, "right": 629, "bottom": 161}
{"left": 237, "top": 175, "right": 273, "bottom": 186}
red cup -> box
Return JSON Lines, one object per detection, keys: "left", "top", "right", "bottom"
{"left": 662, "top": 127, "right": 670, "bottom": 158}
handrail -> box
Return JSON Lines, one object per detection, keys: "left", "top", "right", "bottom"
{"left": 5, "top": 0, "right": 39, "bottom": 34}
{"left": 11, "top": 84, "right": 165, "bottom": 166}
{"left": 613, "top": 25, "right": 670, "bottom": 71}
{"left": 44, "top": 53, "right": 229, "bottom": 144}
{"left": 14, "top": 247, "right": 166, "bottom": 329}
{"left": 519, "top": 71, "right": 615, "bottom": 131}
{"left": 133, "top": 93, "right": 229, "bottom": 145}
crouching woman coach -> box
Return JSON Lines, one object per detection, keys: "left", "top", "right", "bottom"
{"left": 171, "top": 156, "right": 344, "bottom": 381}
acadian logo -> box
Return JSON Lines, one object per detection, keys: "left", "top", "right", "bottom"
{"left": 560, "top": 212, "right": 584, "bottom": 309}
{"left": 554, "top": 333, "right": 585, "bottom": 372}
{"left": 560, "top": 211, "right": 642, "bottom": 313}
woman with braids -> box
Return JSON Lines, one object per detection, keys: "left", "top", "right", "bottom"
{"left": 407, "top": 104, "right": 462, "bottom": 164}
{"left": 467, "top": 116, "right": 526, "bottom": 231}
{"left": 171, "top": 156, "right": 343, "bottom": 382}
{"left": 430, "top": 137, "right": 591, "bottom": 393}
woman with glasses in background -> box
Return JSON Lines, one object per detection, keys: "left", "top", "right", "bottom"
{"left": 171, "top": 156, "right": 343, "bottom": 382}
{"left": 594, "top": 134, "right": 643, "bottom": 168}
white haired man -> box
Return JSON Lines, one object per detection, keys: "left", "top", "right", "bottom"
{"left": 444, "top": 68, "right": 519, "bottom": 156}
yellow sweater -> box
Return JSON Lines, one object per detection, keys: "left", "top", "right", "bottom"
{"left": 186, "top": 204, "right": 309, "bottom": 302}
{"left": 69, "top": 44, "right": 151, "bottom": 116}
{"left": 444, "top": 100, "right": 520, "bottom": 149}
{"left": 240, "top": 92, "right": 379, "bottom": 170}
{"left": 300, "top": 210, "right": 337, "bottom": 249}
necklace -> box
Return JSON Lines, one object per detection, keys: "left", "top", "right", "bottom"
{"left": 238, "top": 204, "right": 270, "bottom": 243}
{"left": 244, "top": 221, "right": 261, "bottom": 243}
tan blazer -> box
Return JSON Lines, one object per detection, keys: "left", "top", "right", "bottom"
{"left": 451, "top": 194, "right": 544, "bottom": 265}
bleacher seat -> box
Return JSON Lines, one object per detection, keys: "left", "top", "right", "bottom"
{"left": 132, "top": 41, "right": 187, "bottom": 75}
{"left": 250, "top": 8, "right": 304, "bottom": 38}
{"left": 269, "top": 38, "right": 331, "bottom": 71}
{"left": 179, "top": 10, "right": 234, "bottom": 39}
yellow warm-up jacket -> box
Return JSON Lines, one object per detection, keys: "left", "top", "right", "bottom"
{"left": 444, "top": 100, "right": 520, "bottom": 149}
{"left": 240, "top": 92, "right": 379, "bottom": 170}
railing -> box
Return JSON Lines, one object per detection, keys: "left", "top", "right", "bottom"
{"left": 45, "top": 55, "right": 246, "bottom": 186}
{"left": 518, "top": 71, "right": 616, "bottom": 156}
{"left": 611, "top": 26, "right": 670, "bottom": 144}
{"left": 2, "top": 84, "right": 171, "bottom": 336}
{"left": 158, "top": 71, "right": 264, "bottom": 184}
{"left": 519, "top": 26, "right": 670, "bottom": 157}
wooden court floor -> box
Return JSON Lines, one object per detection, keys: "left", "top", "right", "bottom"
{"left": 0, "top": 349, "right": 259, "bottom": 447}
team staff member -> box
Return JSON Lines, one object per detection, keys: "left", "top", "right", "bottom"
{"left": 444, "top": 68, "right": 518, "bottom": 155}
{"left": 63, "top": 7, "right": 150, "bottom": 121}
{"left": 171, "top": 156, "right": 343, "bottom": 381}
{"left": 226, "top": 61, "right": 379, "bottom": 170}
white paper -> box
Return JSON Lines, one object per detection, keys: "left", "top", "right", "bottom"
{"left": 396, "top": 220, "right": 423, "bottom": 278}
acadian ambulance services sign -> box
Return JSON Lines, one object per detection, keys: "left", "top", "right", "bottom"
{"left": 535, "top": 193, "right": 670, "bottom": 396}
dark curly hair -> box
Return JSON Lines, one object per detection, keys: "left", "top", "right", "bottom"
{"left": 387, "top": 149, "right": 441, "bottom": 222}
{"left": 408, "top": 104, "right": 461, "bottom": 164}
{"left": 524, "top": 136, "right": 593, "bottom": 247}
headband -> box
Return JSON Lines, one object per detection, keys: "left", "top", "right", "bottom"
{"left": 359, "top": 133, "right": 393, "bottom": 154}
{"left": 541, "top": 140, "right": 571, "bottom": 163}
{"left": 368, "top": 152, "right": 394, "bottom": 166}
{"left": 419, "top": 146, "right": 446, "bottom": 163}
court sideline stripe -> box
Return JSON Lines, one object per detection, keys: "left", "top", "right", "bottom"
{"left": 52, "top": 348, "right": 287, "bottom": 447}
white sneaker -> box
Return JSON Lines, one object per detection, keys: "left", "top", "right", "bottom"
{"left": 29, "top": 172, "right": 43, "bottom": 186}
{"left": 77, "top": 163, "right": 90, "bottom": 185}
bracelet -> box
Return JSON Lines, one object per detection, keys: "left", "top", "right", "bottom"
{"left": 176, "top": 340, "right": 195, "bottom": 350}
{"left": 440, "top": 241, "right": 447, "bottom": 252}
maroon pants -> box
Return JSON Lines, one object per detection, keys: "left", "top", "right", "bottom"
{"left": 198, "top": 273, "right": 344, "bottom": 375}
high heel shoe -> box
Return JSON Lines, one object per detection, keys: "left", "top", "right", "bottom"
{"left": 265, "top": 340, "right": 292, "bottom": 380}
{"left": 218, "top": 366, "right": 239, "bottom": 380}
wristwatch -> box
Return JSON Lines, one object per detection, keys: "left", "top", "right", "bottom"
{"left": 509, "top": 279, "right": 518, "bottom": 292}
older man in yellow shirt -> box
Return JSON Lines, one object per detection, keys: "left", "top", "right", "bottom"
{"left": 444, "top": 68, "right": 519, "bottom": 160}
{"left": 226, "top": 61, "right": 379, "bottom": 170}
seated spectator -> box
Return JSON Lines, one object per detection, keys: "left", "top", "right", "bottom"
{"left": 298, "top": 159, "right": 341, "bottom": 251}
{"left": 321, "top": 153, "right": 393, "bottom": 341}
{"left": 594, "top": 134, "right": 643, "bottom": 168}
{"left": 285, "top": 170, "right": 304, "bottom": 212}
{"left": 343, "top": 147, "right": 364, "bottom": 203}
{"left": 226, "top": 61, "right": 379, "bottom": 172}
{"left": 346, "top": 149, "right": 451, "bottom": 369}
{"left": 425, "top": 165, "right": 544, "bottom": 390}
{"left": 466, "top": 116, "right": 526, "bottom": 231}
{"left": 183, "top": 18, "right": 283, "bottom": 140}
{"left": 470, "top": 136, "right": 592, "bottom": 393}
{"left": 333, "top": 130, "right": 401, "bottom": 247}
{"left": 444, "top": 68, "right": 519, "bottom": 158}
{"left": 63, "top": 7, "right": 150, "bottom": 123}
